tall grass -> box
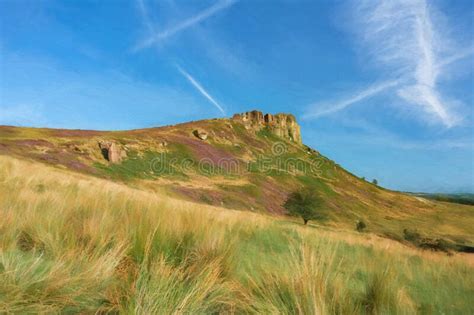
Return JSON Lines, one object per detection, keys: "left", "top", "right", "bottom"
{"left": 0, "top": 156, "right": 472, "bottom": 314}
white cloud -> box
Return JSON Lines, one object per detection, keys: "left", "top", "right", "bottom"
{"left": 176, "top": 65, "right": 226, "bottom": 115}
{"left": 437, "top": 47, "right": 474, "bottom": 69}
{"left": 305, "top": 0, "right": 472, "bottom": 127}
{"left": 355, "top": 0, "right": 468, "bottom": 127}
{"left": 133, "top": 0, "right": 237, "bottom": 51}
{"left": 396, "top": 84, "right": 459, "bottom": 127}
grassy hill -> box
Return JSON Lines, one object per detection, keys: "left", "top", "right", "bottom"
{"left": 0, "top": 156, "right": 473, "bottom": 313}
{"left": 408, "top": 192, "right": 474, "bottom": 206}
{"left": 1, "top": 116, "right": 473, "bottom": 251}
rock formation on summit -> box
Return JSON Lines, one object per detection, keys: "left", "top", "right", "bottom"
{"left": 232, "top": 110, "right": 302, "bottom": 144}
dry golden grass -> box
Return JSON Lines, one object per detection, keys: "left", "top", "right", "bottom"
{"left": 0, "top": 155, "right": 473, "bottom": 313}
{"left": 2, "top": 124, "right": 473, "bottom": 249}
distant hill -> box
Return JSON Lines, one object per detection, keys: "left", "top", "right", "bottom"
{"left": 407, "top": 193, "right": 474, "bottom": 206}
{"left": 1, "top": 110, "right": 473, "bottom": 250}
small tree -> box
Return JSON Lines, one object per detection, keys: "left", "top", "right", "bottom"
{"left": 372, "top": 179, "right": 378, "bottom": 185}
{"left": 284, "top": 189, "right": 324, "bottom": 225}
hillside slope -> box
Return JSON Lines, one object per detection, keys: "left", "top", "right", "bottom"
{"left": 0, "top": 155, "right": 473, "bottom": 313}
{"left": 0, "top": 111, "right": 473, "bottom": 248}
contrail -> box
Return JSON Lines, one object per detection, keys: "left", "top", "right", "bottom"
{"left": 133, "top": 0, "right": 237, "bottom": 51}
{"left": 176, "top": 65, "right": 226, "bottom": 115}
{"left": 305, "top": 0, "right": 470, "bottom": 127}
{"left": 304, "top": 80, "right": 400, "bottom": 119}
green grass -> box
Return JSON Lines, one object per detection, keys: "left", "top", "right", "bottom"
{"left": 3, "top": 122, "right": 473, "bottom": 252}
{"left": 1, "top": 156, "right": 473, "bottom": 314}
{"left": 219, "top": 183, "right": 262, "bottom": 199}
{"left": 94, "top": 143, "right": 196, "bottom": 181}
{"left": 256, "top": 126, "right": 282, "bottom": 142}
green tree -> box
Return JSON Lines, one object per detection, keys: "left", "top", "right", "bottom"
{"left": 372, "top": 179, "right": 378, "bottom": 185}
{"left": 284, "top": 189, "right": 324, "bottom": 225}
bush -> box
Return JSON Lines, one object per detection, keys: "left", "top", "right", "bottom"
{"left": 403, "top": 229, "right": 454, "bottom": 253}
{"left": 356, "top": 220, "right": 367, "bottom": 232}
{"left": 403, "top": 229, "right": 421, "bottom": 243}
{"left": 417, "top": 238, "right": 451, "bottom": 253}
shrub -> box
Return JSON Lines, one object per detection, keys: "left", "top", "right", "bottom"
{"left": 356, "top": 220, "right": 367, "bottom": 232}
{"left": 403, "top": 229, "right": 421, "bottom": 243}
{"left": 403, "top": 229, "right": 454, "bottom": 253}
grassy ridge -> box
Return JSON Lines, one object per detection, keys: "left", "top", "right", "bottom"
{"left": 408, "top": 192, "right": 474, "bottom": 206}
{"left": 0, "top": 156, "right": 472, "bottom": 314}
{"left": 1, "top": 124, "right": 473, "bottom": 249}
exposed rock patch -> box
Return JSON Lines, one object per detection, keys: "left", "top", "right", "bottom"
{"left": 193, "top": 129, "right": 208, "bottom": 140}
{"left": 98, "top": 141, "right": 126, "bottom": 163}
{"left": 232, "top": 110, "right": 302, "bottom": 143}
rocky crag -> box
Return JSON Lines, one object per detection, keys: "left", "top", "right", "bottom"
{"left": 98, "top": 141, "right": 126, "bottom": 163}
{"left": 232, "top": 110, "right": 302, "bottom": 144}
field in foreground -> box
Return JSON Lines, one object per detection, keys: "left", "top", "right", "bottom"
{"left": 0, "top": 156, "right": 473, "bottom": 314}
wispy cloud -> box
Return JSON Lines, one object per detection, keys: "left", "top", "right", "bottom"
{"left": 437, "top": 46, "right": 474, "bottom": 69}
{"left": 176, "top": 65, "right": 226, "bottom": 115}
{"left": 304, "top": 80, "right": 400, "bottom": 119}
{"left": 133, "top": 0, "right": 237, "bottom": 51}
{"left": 335, "top": 117, "right": 473, "bottom": 150}
{"left": 305, "top": 0, "right": 472, "bottom": 127}
{"left": 136, "top": 0, "right": 155, "bottom": 34}
{"left": 306, "top": 115, "right": 473, "bottom": 153}
{"left": 391, "top": 0, "right": 457, "bottom": 126}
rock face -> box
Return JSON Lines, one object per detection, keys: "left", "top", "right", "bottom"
{"left": 232, "top": 110, "right": 302, "bottom": 144}
{"left": 98, "top": 141, "right": 126, "bottom": 163}
{"left": 193, "top": 129, "right": 208, "bottom": 140}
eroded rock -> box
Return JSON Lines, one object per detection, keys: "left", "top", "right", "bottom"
{"left": 98, "top": 141, "right": 126, "bottom": 163}
{"left": 193, "top": 129, "right": 208, "bottom": 140}
{"left": 232, "top": 110, "right": 302, "bottom": 143}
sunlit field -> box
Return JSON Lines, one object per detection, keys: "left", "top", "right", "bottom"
{"left": 0, "top": 156, "right": 472, "bottom": 314}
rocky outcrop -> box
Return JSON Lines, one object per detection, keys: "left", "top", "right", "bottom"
{"left": 98, "top": 141, "right": 126, "bottom": 163}
{"left": 193, "top": 129, "right": 208, "bottom": 140}
{"left": 232, "top": 110, "right": 302, "bottom": 143}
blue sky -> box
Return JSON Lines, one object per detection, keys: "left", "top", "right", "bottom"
{"left": 0, "top": 0, "right": 473, "bottom": 193}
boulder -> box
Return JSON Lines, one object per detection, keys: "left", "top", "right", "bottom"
{"left": 98, "top": 141, "right": 126, "bottom": 163}
{"left": 193, "top": 129, "right": 208, "bottom": 140}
